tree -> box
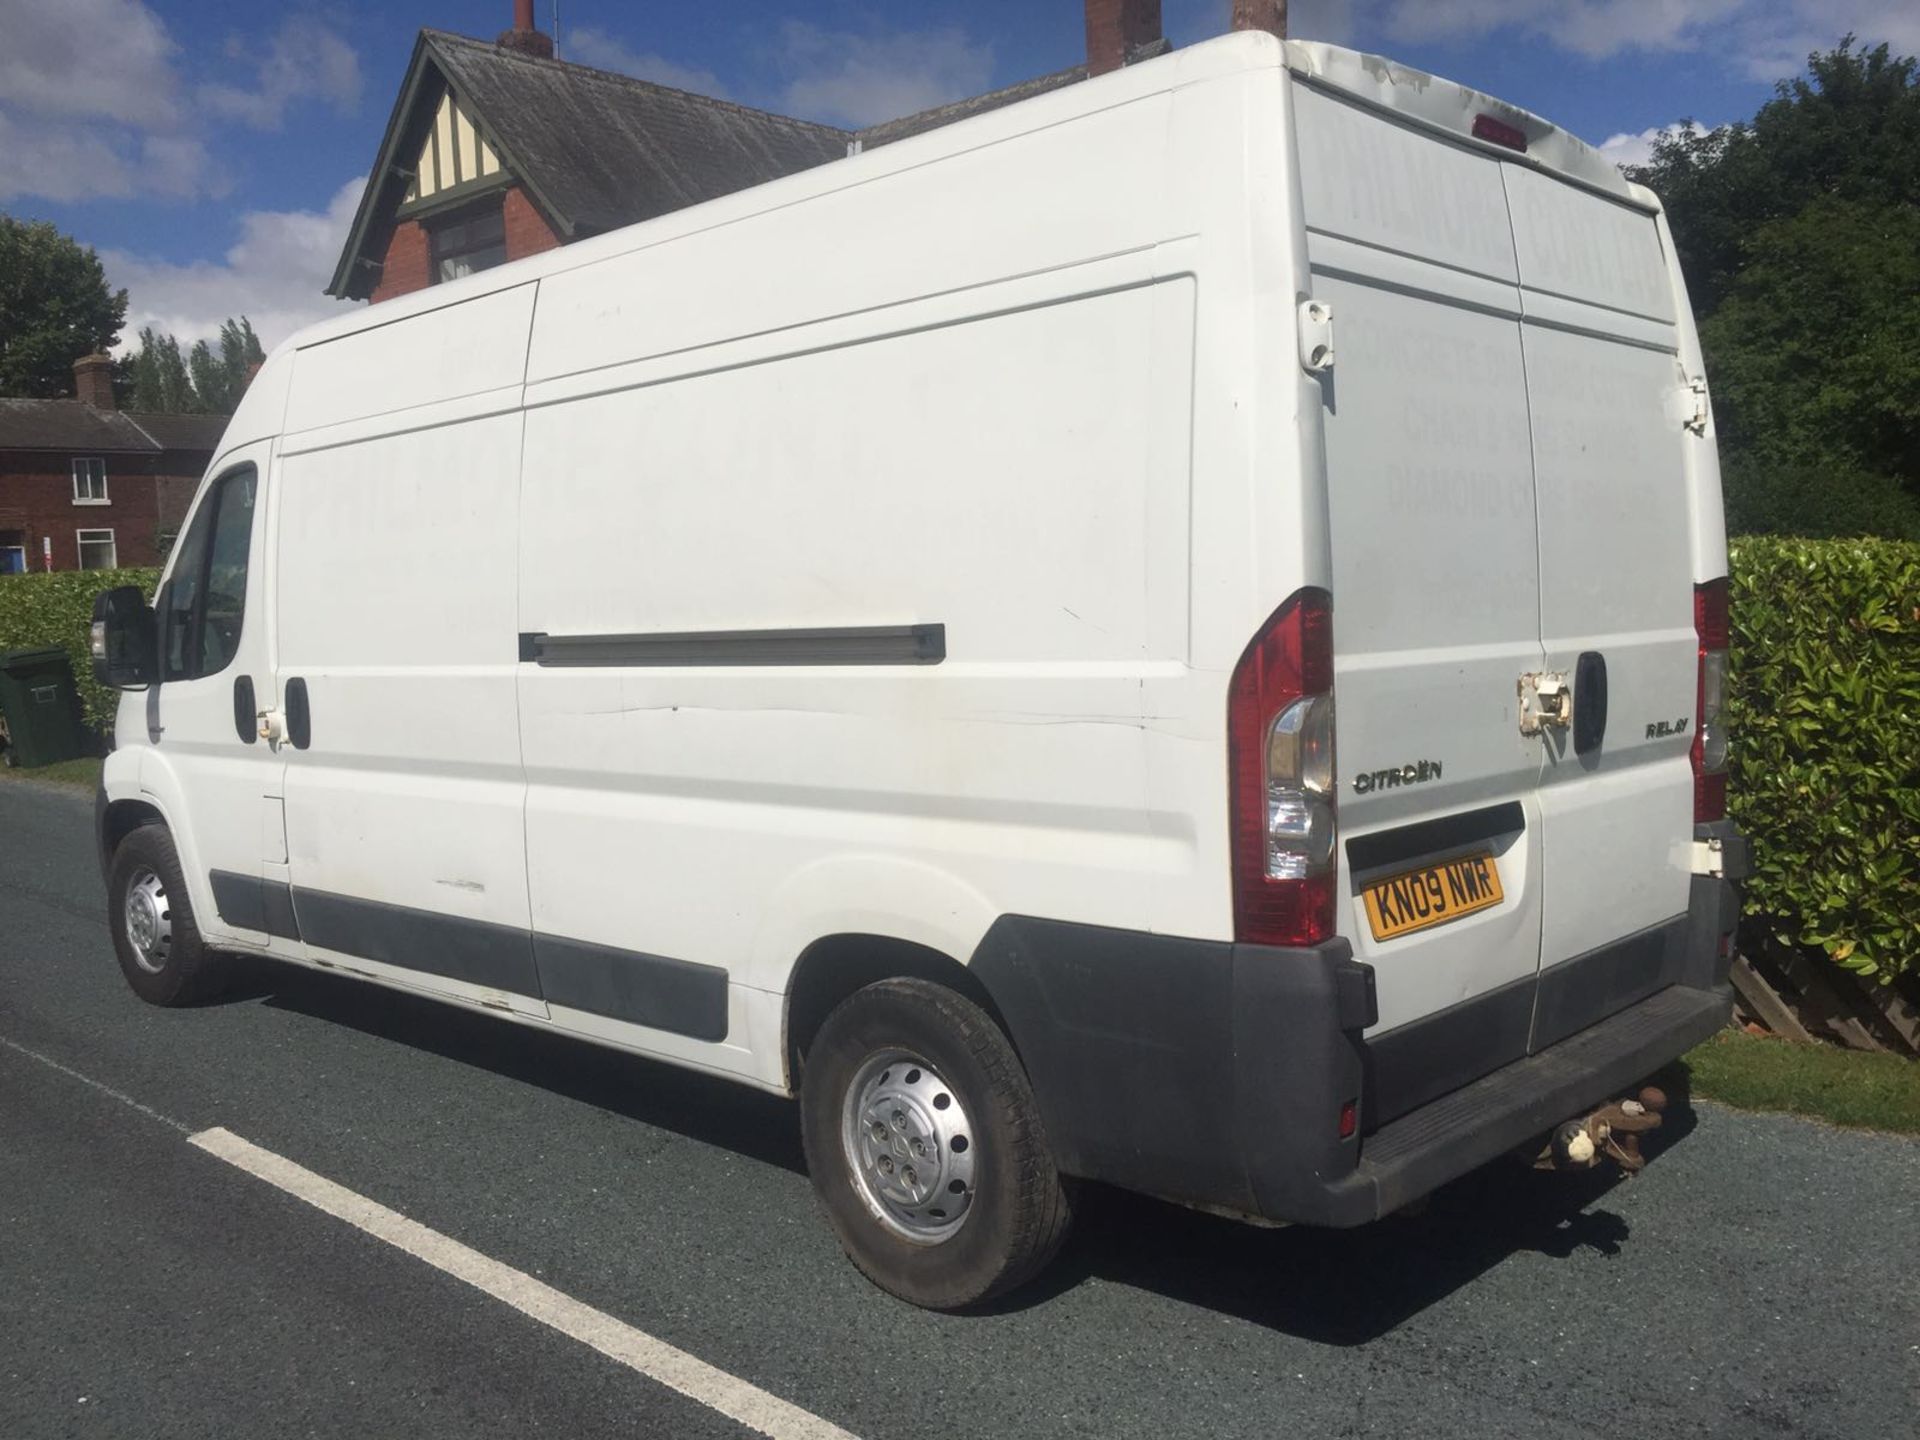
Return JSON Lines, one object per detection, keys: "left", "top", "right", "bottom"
{"left": 122, "top": 317, "right": 267, "bottom": 415}
{"left": 1632, "top": 39, "right": 1920, "bottom": 315}
{"left": 1702, "top": 198, "right": 1920, "bottom": 494}
{"left": 0, "top": 215, "right": 128, "bottom": 397}
{"left": 124, "top": 328, "right": 195, "bottom": 413}
{"left": 1628, "top": 39, "right": 1920, "bottom": 539}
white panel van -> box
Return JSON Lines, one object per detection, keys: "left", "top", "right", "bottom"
{"left": 90, "top": 34, "right": 1748, "bottom": 1309}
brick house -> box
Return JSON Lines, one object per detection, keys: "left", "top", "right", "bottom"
{"left": 0, "top": 355, "right": 225, "bottom": 574}
{"left": 328, "top": 2, "right": 1270, "bottom": 305}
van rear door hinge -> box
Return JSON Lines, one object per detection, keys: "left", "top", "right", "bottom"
{"left": 1670, "top": 376, "right": 1709, "bottom": 434}
{"left": 1298, "top": 299, "right": 1334, "bottom": 373}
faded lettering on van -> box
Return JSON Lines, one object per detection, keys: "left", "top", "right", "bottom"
{"left": 1645, "top": 716, "right": 1690, "bottom": 739}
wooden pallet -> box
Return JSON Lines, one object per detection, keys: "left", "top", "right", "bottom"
{"left": 1729, "top": 941, "right": 1920, "bottom": 1058}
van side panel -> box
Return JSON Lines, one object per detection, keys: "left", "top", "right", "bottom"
{"left": 517, "top": 277, "right": 1202, "bottom": 1008}
{"left": 274, "top": 292, "right": 540, "bottom": 1015}
{"left": 282, "top": 285, "right": 536, "bottom": 434}
{"left": 521, "top": 99, "right": 1173, "bottom": 386}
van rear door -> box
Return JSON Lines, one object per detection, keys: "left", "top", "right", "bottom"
{"left": 1291, "top": 64, "right": 1704, "bottom": 1122}
{"left": 1503, "top": 167, "right": 1697, "bottom": 1046}
{"left": 1291, "top": 82, "right": 1549, "bottom": 1123}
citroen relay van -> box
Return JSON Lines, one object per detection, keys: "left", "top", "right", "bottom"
{"left": 91, "top": 34, "right": 1747, "bottom": 1309}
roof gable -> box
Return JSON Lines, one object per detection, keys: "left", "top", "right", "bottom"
{"left": 403, "top": 86, "right": 506, "bottom": 208}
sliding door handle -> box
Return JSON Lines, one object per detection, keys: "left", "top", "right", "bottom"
{"left": 232, "top": 675, "right": 257, "bottom": 744}
{"left": 284, "top": 677, "right": 312, "bottom": 751}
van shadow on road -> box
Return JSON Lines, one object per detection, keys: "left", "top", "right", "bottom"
{"left": 219, "top": 957, "right": 1697, "bottom": 1346}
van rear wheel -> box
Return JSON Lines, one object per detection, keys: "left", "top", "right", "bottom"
{"left": 800, "top": 977, "right": 1072, "bottom": 1309}
{"left": 107, "top": 825, "right": 228, "bottom": 1007}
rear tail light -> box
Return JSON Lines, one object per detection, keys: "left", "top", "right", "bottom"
{"left": 1229, "top": 588, "right": 1336, "bottom": 947}
{"left": 1693, "top": 578, "right": 1730, "bottom": 822}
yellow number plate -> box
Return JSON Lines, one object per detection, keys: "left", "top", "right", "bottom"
{"left": 1363, "top": 852, "right": 1505, "bottom": 941}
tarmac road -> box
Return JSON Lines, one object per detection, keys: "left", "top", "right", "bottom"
{"left": 3, "top": 778, "right": 1916, "bottom": 1439}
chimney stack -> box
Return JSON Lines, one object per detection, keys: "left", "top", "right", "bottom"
{"left": 1084, "top": 0, "right": 1164, "bottom": 78}
{"left": 497, "top": 0, "right": 554, "bottom": 59}
{"left": 73, "top": 353, "right": 115, "bottom": 410}
{"left": 1229, "top": 0, "right": 1288, "bottom": 40}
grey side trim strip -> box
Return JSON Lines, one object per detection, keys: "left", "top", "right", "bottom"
{"left": 293, "top": 887, "right": 544, "bottom": 1000}
{"left": 221, "top": 879, "right": 731, "bottom": 1043}
{"left": 520, "top": 623, "right": 945, "bottom": 668}
{"left": 533, "top": 934, "right": 730, "bottom": 1042}
{"left": 209, "top": 870, "right": 301, "bottom": 942}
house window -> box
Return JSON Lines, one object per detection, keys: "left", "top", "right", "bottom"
{"left": 431, "top": 206, "right": 507, "bottom": 283}
{"left": 77, "top": 528, "right": 117, "bottom": 570}
{"left": 73, "top": 457, "right": 108, "bottom": 504}
{"left": 0, "top": 532, "right": 25, "bottom": 575}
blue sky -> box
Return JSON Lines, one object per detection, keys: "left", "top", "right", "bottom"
{"left": 4, "top": 0, "right": 1915, "bottom": 353}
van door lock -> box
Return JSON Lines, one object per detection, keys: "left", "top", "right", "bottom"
{"left": 1518, "top": 671, "right": 1571, "bottom": 735}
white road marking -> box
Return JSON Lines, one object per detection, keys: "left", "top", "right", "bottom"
{"left": 0, "top": 1035, "right": 190, "bottom": 1132}
{"left": 188, "top": 1126, "right": 859, "bottom": 1440}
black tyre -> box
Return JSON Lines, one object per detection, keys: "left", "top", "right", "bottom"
{"left": 800, "top": 977, "right": 1073, "bottom": 1309}
{"left": 106, "top": 824, "right": 229, "bottom": 1006}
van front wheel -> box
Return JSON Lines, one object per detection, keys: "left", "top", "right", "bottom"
{"left": 107, "top": 825, "right": 228, "bottom": 1006}
{"left": 800, "top": 977, "right": 1072, "bottom": 1309}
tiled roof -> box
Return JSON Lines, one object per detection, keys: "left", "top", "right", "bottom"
{"left": 853, "top": 66, "right": 1090, "bottom": 149}
{"left": 426, "top": 31, "right": 851, "bottom": 236}
{"left": 0, "top": 400, "right": 226, "bottom": 454}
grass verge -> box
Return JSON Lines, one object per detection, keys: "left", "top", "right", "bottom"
{"left": 0, "top": 755, "right": 103, "bottom": 790}
{"left": 1684, "top": 1027, "right": 1920, "bottom": 1136}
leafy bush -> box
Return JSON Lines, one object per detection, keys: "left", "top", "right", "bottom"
{"left": 0, "top": 569, "right": 159, "bottom": 733}
{"left": 1728, "top": 536, "right": 1920, "bottom": 983}
{"left": 1723, "top": 450, "right": 1920, "bottom": 542}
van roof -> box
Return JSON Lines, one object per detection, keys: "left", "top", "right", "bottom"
{"left": 274, "top": 32, "right": 1648, "bottom": 367}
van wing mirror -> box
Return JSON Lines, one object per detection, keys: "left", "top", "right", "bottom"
{"left": 90, "top": 585, "right": 157, "bottom": 689}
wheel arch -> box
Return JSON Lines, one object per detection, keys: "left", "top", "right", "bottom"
{"left": 783, "top": 933, "right": 1011, "bottom": 1092}
{"left": 100, "top": 798, "right": 166, "bottom": 860}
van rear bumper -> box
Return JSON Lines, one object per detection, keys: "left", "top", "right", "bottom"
{"left": 1302, "top": 978, "right": 1731, "bottom": 1225}
{"left": 970, "top": 847, "right": 1742, "bottom": 1227}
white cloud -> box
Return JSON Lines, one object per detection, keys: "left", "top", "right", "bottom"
{"left": 102, "top": 177, "right": 366, "bottom": 353}
{"left": 775, "top": 21, "right": 996, "bottom": 128}
{"left": 0, "top": 0, "right": 185, "bottom": 128}
{"left": 0, "top": 0, "right": 216, "bottom": 201}
{"left": 1374, "top": 0, "right": 1920, "bottom": 77}
{"left": 1729, "top": 0, "right": 1920, "bottom": 79}
{"left": 199, "top": 15, "right": 364, "bottom": 129}
{"left": 0, "top": 2, "right": 361, "bottom": 202}
{"left": 564, "top": 26, "right": 727, "bottom": 96}
{"left": 1596, "top": 119, "right": 1711, "bottom": 169}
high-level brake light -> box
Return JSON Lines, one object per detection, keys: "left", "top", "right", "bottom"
{"left": 1228, "top": 588, "right": 1336, "bottom": 948}
{"left": 1472, "top": 114, "right": 1528, "bottom": 153}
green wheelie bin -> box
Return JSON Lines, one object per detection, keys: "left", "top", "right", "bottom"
{"left": 0, "top": 646, "right": 89, "bottom": 768}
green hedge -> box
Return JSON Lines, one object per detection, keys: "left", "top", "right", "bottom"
{"left": 0, "top": 569, "right": 159, "bottom": 734}
{"left": 1728, "top": 536, "right": 1920, "bottom": 984}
